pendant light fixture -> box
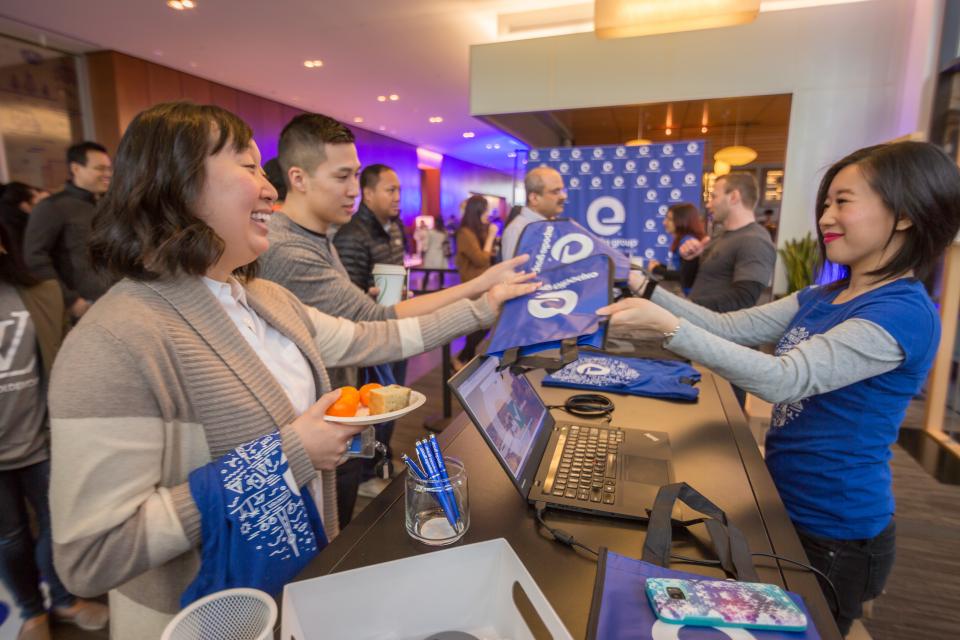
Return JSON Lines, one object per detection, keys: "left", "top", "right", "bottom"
{"left": 714, "top": 104, "right": 757, "bottom": 166}
{"left": 625, "top": 108, "right": 652, "bottom": 146}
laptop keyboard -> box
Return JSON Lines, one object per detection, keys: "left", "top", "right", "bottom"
{"left": 544, "top": 425, "right": 624, "bottom": 505}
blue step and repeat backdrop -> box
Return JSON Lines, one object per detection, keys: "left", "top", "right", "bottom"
{"left": 527, "top": 141, "right": 704, "bottom": 263}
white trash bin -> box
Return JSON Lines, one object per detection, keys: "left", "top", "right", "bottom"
{"left": 162, "top": 588, "right": 277, "bottom": 640}
{"left": 282, "top": 538, "right": 572, "bottom": 640}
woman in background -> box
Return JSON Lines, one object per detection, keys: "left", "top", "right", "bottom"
{"left": 452, "top": 195, "right": 499, "bottom": 370}
{"left": 649, "top": 202, "right": 705, "bottom": 296}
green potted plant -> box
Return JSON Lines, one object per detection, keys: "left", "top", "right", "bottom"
{"left": 778, "top": 232, "right": 820, "bottom": 294}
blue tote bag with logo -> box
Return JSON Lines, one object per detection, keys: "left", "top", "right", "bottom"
{"left": 543, "top": 354, "right": 701, "bottom": 402}
{"left": 486, "top": 253, "right": 613, "bottom": 370}
{"left": 515, "top": 218, "right": 632, "bottom": 283}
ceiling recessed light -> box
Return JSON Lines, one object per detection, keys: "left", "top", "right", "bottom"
{"left": 701, "top": 126, "right": 708, "bottom": 133}
{"left": 493, "top": 143, "right": 501, "bottom": 149}
{"left": 303, "top": 59, "right": 323, "bottom": 68}
{"left": 377, "top": 95, "right": 387, "bottom": 102}
{"left": 462, "top": 132, "right": 475, "bottom": 139}
{"left": 388, "top": 94, "right": 399, "bottom": 101}
{"left": 167, "top": 0, "right": 185, "bottom": 9}
{"left": 665, "top": 128, "right": 672, "bottom": 135}
{"left": 181, "top": 0, "right": 195, "bottom": 7}
{"left": 189, "top": 61, "right": 198, "bottom": 68}
{"left": 353, "top": 117, "right": 364, "bottom": 123}
{"left": 428, "top": 116, "right": 443, "bottom": 123}
{"left": 153, "top": 49, "right": 164, "bottom": 57}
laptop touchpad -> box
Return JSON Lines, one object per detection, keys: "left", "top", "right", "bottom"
{"left": 622, "top": 457, "right": 670, "bottom": 485}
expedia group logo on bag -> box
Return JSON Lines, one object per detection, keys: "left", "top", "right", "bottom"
{"left": 526, "top": 271, "right": 600, "bottom": 319}
{"left": 528, "top": 290, "right": 578, "bottom": 319}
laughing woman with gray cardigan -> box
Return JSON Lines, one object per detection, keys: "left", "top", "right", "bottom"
{"left": 47, "top": 103, "right": 537, "bottom": 639}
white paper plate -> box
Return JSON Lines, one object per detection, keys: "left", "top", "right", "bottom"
{"left": 324, "top": 390, "right": 426, "bottom": 425}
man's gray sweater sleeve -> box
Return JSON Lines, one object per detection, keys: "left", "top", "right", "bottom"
{"left": 651, "top": 286, "right": 800, "bottom": 347}
{"left": 664, "top": 318, "right": 904, "bottom": 404}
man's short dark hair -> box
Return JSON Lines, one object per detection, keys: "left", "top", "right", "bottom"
{"left": 360, "top": 164, "right": 394, "bottom": 193}
{"left": 90, "top": 102, "right": 256, "bottom": 281}
{"left": 67, "top": 141, "right": 108, "bottom": 167}
{"left": 717, "top": 173, "right": 759, "bottom": 210}
{"left": 277, "top": 113, "right": 355, "bottom": 185}
{"left": 263, "top": 158, "right": 287, "bottom": 201}
{"left": 0, "top": 181, "right": 36, "bottom": 207}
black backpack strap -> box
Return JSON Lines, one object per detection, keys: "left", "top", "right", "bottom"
{"left": 641, "top": 482, "right": 758, "bottom": 581}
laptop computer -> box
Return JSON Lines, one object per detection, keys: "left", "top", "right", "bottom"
{"left": 449, "top": 355, "right": 674, "bottom": 520}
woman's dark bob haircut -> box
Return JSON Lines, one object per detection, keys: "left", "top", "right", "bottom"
{"left": 815, "top": 141, "right": 960, "bottom": 284}
{"left": 90, "top": 101, "right": 257, "bottom": 281}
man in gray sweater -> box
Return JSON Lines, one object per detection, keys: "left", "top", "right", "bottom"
{"left": 679, "top": 173, "right": 776, "bottom": 312}
{"left": 23, "top": 142, "right": 114, "bottom": 319}
{"left": 259, "top": 113, "right": 526, "bottom": 522}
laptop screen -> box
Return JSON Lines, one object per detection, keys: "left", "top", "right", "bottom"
{"left": 453, "top": 357, "right": 549, "bottom": 481}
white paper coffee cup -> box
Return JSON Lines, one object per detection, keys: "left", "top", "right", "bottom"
{"left": 372, "top": 263, "right": 406, "bottom": 306}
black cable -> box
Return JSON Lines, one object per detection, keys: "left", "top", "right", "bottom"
{"left": 544, "top": 394, "right": 615, "bottom": 422}
{"left": 534, "top": 502, "right": 599, "bottom": 558}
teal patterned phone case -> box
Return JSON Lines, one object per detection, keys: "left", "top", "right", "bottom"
{"left": 645, "top": 577, "right": 808, "bottom": 632}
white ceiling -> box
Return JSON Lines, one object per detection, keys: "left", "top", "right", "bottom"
{"left": 0, "top": 0, "right": 583, "bottom": 172}
{"left": 0, "top": 0, "right": 873, "bottom": 173}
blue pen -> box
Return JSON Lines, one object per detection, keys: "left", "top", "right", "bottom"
{"left": 400, "top": 453, "right": 427, "bottom": 480}
{"left": 415, "top": 440, "right": 457, "bottom": 528}
{"left": 427, "top": 435, "right": 461, "bottom": 523}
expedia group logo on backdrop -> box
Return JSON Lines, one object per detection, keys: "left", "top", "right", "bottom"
{"left": 644, "top": 248, "right": 656, "bottom": 259}
{"left": 530, "top": 150, "right": 540, "bottom": 160}
{"left": 659, "top": 174, "right": 672, "bottom": 187}
{"left": 571, "top": 148, "right": 582, "bottom": 160}
{"left": 549, "top": 149, "right": 560, "bottom": 160}
{"left": 686, "top": 142, "right": 699, "bottom": 154}
{"left": 625, "top": 160, "right": 637, "bottom": 172}
{"left": 592, "top": 148, "right": 604, "bottom": 159}
{"left": 580, "top": 162, "right": 591, "bottom": 174}
{"left": 648, "top": 159, "right": 661, "bottom": 172}
{"left": 615, "top": 146, "right": 627, "bottom": 158}
{"left": 638, "top": 146, "right": 651, "bottom": 156}
{"left": 636, "top": 175, "right": 648, "bottom": 187}
{"left": 612, "top": 176, "right": 625, "bottom": 189}
{"left": 646, "top": 189, "right": 658, "bottom": 201}
{"left": 569, "top": 177, "right": 581, "bottom": 188}
{"left": 672, "top": 158, "right": 684, "bottom": 170}
{"left": 559, "top": 162, "right": 570, "bottom": 174}
{"left": 670, "top": 189, "right": 682, "bottom": 201}
{"left": 657, "top": 234, "right": 669, "bottom": 246}
{"left": 586, "top": 196, "right": 625, "bottom": 236}
{"left": 658, "top": 205, "right": 669, "bottom": 216}
{"left": 590, "top": 177, "right": 602, "bottom": 189}
{"left": 684, "top": 173, "right": 696, "bottom": 185}
{"left": 644, "top": 219, "right": 658, "bottom": 232}
{"left": 602, "top": 161, "right": 614, "bottom": 173}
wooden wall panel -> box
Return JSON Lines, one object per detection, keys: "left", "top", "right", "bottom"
{"left": 180, "top": 74, "right": 212, "bottom": 104}
{"left": 112, "top": 53, "right": 150, "bottom": 135}
{"left": 85, "top": 51, "right": 122, "bottom": 154}
{"left": 146, "top": 62, "right": 183, "bottom": 105}
{"left": 209, "top": 82, "right": 238, "bottom": 113}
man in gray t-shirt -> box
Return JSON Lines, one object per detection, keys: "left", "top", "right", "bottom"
{"left": 682, "top": 174, "right": 776, "bottom": 312}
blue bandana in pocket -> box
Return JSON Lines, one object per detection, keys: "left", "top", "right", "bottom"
{"left": 181, "top": 430, "right": 327, "bottom": 606}
{"left": 543, "top": 354, "right": 701, "bottom": 402}
{"left": 515, "top": 217, "right": 632, "bottom": 283}
{"left": 486, "top": 254, "right": 613, "bottom": 369}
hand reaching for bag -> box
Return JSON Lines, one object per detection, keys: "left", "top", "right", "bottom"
{"left": 484, "top": 265, "right": 541, "bottom": 310}
{"left": 596, "top": 297, "right": 679, "bottom": 337}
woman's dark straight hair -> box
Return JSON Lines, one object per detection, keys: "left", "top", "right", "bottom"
{"left": 90, "top": 102, "right": 259, "bottom": 281}
{"left": 459, "top": 195, "right": 490, "bottom": 246}
{"left": 667, "top": 202, "right": 706, "bottom": 252}
{"left": 815, "top": 141, "right": 960, "bottom": 288}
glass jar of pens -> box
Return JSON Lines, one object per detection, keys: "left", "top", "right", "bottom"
{"left": 402, "top": 435, "right": 469, "bottom": 546}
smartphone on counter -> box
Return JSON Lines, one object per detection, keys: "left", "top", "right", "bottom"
{"left": 645, "top": 577, "right": 808, "bottom": 632}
